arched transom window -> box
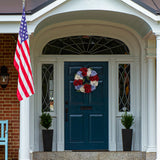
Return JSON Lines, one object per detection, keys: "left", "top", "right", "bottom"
{"left": 42, "top": 36, "right": 129, "bottom": 55}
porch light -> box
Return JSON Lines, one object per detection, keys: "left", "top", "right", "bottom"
{"left": 0, "top": 66, "right": 9, "bottom": 89}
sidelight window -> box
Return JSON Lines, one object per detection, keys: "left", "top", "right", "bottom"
{"left": 119, "top": 64, "right": 130, "bottom": 112}
{"left": 42, "top": 64, "right": 54, "bottom": 112}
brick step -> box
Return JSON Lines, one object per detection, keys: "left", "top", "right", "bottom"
{"left": 32, "top": 151, "right": 156, "bottom": 160}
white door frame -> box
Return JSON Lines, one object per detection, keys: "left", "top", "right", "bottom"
{"left": 33, "top": 54, "right": 140, "bottom": 151}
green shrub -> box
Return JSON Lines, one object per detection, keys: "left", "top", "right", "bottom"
{"left": 121, "top": 111, "right": 134, "bottom": 129}
{"left": 40, "top": 112, "right": 52, "bottom": 130}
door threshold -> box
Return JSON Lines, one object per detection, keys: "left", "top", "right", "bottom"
{"left": 72, "top": 150, "right": 109, "bottom": 152}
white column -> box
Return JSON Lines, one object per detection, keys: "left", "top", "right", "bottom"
{"left": 147, "top": 57, "right": 156, "bottom": 152}
{"left": 19, "top": 98, "right": 30, "bottom": 160}
{"left": 109, "top": 60, "right": 116, "bottom": 151}
{"left": 57, "top": 58, "right": 64, "bottom": 151}
{"left": 156, "top": 35, "right": 160, "bottom": 160}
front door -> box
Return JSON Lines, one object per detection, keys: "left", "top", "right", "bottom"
{"left": 64, "top": 62, "right": 108, "bottom": 150}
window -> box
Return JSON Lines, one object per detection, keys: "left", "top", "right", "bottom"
{"left": 42, "top": 36, "right": 129, "bottom": 55}
{"left": 119, "top": 64, "right": 130, "bottom": 112}
{"left": 42, "top": 64, "right": 54, "bottom": 112}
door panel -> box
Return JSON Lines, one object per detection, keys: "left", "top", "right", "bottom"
{"left": 89, "top": 114, "right": 105, "bottom": 142}
{"left": 69, "top": 114, "right": 84, "bottom": 142}
{"left": 65, "top": 62, "right": 108, "bottom": 150}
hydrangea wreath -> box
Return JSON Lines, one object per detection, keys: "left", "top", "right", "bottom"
{"left": 73, "top": 67, "right": 99, "bottom": 93}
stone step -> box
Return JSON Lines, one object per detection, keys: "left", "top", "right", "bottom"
{"left": 32, "top": 151, "right": 156, "bottom": 160}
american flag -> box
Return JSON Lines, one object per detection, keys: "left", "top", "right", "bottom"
{"left": 14, "top": 7, "right": 35, "bottom": 101}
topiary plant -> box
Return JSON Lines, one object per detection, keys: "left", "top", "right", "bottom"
{"left": 121, "top": 111, "right": 134, "bottom": 129}
{"left": 40, "top": 112, "right": 52, "bottom": 130}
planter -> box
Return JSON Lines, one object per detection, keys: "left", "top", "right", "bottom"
{"left": 122, "top": 129, "right": 133, "bottom": 151}
{"left": 42, "top": 129, "right": 53, "bottom": 152}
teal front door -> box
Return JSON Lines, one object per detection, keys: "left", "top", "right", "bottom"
{"left": 64, "top": 62, "right": 108, "bottom": 150}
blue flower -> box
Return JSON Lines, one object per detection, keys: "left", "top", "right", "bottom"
{"left": 75, "top": 85, "right": 82, "bottom": 90}
{"left": 76, "top": 71, "right": 83, "bottom": 78}
{"left": 91, "top": 70, "right": 97, "bottom": 76}
{"left": 91, "top": 85, "right": 96, "bottom": 91}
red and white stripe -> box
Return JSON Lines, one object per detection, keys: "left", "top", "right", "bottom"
{"left": 14, "top": 36, "right": 35, "bottom": 101}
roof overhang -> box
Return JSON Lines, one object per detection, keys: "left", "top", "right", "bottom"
{"left": 121, "top": 0, "right": 160, "bottom": 21}
{"left": 0, "top": 0, "right": 155, "bottom": 36}
{"left": 0, "top": 0, "right": 67, "bottom": 22}
{"left": 0, "top": 0, "right": 160, "bottom": 22}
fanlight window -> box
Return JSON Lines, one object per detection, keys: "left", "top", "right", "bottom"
{"left": 42, "top": 36, "right": 129, "bottom": 55}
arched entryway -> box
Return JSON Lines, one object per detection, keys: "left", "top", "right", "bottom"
{"left": 41, "top": 35, "right": 130, "bottom": 150}
{"left": 32, "top": 29, "right": 141, "bottom": 151}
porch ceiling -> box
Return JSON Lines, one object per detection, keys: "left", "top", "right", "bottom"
{"left": 35, "top": 10, "right": 152, "bottom": 38}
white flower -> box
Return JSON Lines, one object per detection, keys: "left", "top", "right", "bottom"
{"left": 90, "top": 81, "right": 98, "bottom": 87}
{"left": 75, "top": 74, "right": 83, "bottom": 80}
{"left": 80, "top": 86, "right": 85, "bottom": 93}
{"left": 87, "top": 68, "right": 92, "bottom": 77}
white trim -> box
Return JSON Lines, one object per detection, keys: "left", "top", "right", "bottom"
{"left": 133, "top": 58, "right": 141, "bottom": 151}
{"left": 28, "top": 0, "right": 67, "bottom": 22}
{"left": 115, "top": 61, "right": 140, "bottom": 151}
{"left": 0, "top": 0, "right": 67, "bottom": 22}
{"left": 32, "top": 22, "right": 142, "bottom": 151}
{"left": 34, "top": 61, "right": 41, "bottom": 151}
{"left": 0, "top": 0, "right": 159, "bottom": 22}
{"left": 36, "top": 62, "right": 57, "bottom": 151}
{"left": 56, "top": 58, "right": 64, "bottom": 151}
{"left": 146, "top": 57, "right": 156, "bottom": 152}
{"left": 140, "top": 39, "right": 147, "bottom": 151}
{"left": 32, "top": 22, "right": 142, "bottom": 58}
{"left": 109, "top": 59, "right": 116, "bottom": 151}
{"left": 34, "top": 55, "right": 141, "bottom": 151}
{"left": 0, "top": 15, "right": 22, "bottom": 22}
{"left": 121, "top": 0, "right": 160, "bottom": 21}
{"left": 156, "top": 35, "right": 160, "bottom": 160}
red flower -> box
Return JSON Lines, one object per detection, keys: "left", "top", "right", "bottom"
{"left": 84, "top": 84, "right": 91, "bottom": 93}
{"left": 89, "top": 75, "right": 99, "bottom": 81}
{"left": 73, "top": 80, "right": 83, "bottom": 86}
{"left": 80, "top": 68, "right": 88, "bottom": 77}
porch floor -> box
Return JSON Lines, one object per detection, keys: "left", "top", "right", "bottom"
{"left": 32, "top": 151, "right": 156, "bottom": 160}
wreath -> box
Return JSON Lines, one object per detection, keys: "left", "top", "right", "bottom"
{"left": 73, "top": 67, "right": 99, "bottom": 93}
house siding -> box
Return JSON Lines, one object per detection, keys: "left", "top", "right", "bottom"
{"left": 0, "top": 34, "right": 19, "bottom": 160}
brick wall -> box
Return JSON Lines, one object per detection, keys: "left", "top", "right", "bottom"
{"left": 0, "top": 34, "right": 19, "bottom": 160}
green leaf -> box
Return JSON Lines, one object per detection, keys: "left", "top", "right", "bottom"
{"left": 121, "top": 111, "right": 134, "bottom": 129}
{"left": 40, "top": 112, "right": 52, "bottom": 129}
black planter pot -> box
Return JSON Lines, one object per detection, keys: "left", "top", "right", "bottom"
{"left": 42, "top": 129, "right": 53, "bottom": 152}
{"left": 122, "top": 129, "right": 133, "bottom": 151}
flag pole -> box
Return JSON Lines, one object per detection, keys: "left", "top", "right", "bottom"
{"left": 22, "top": 0, "right": 25, "bottom": 8}
{"left": 18, "top": 0, "right": 33, "bottom": 159}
